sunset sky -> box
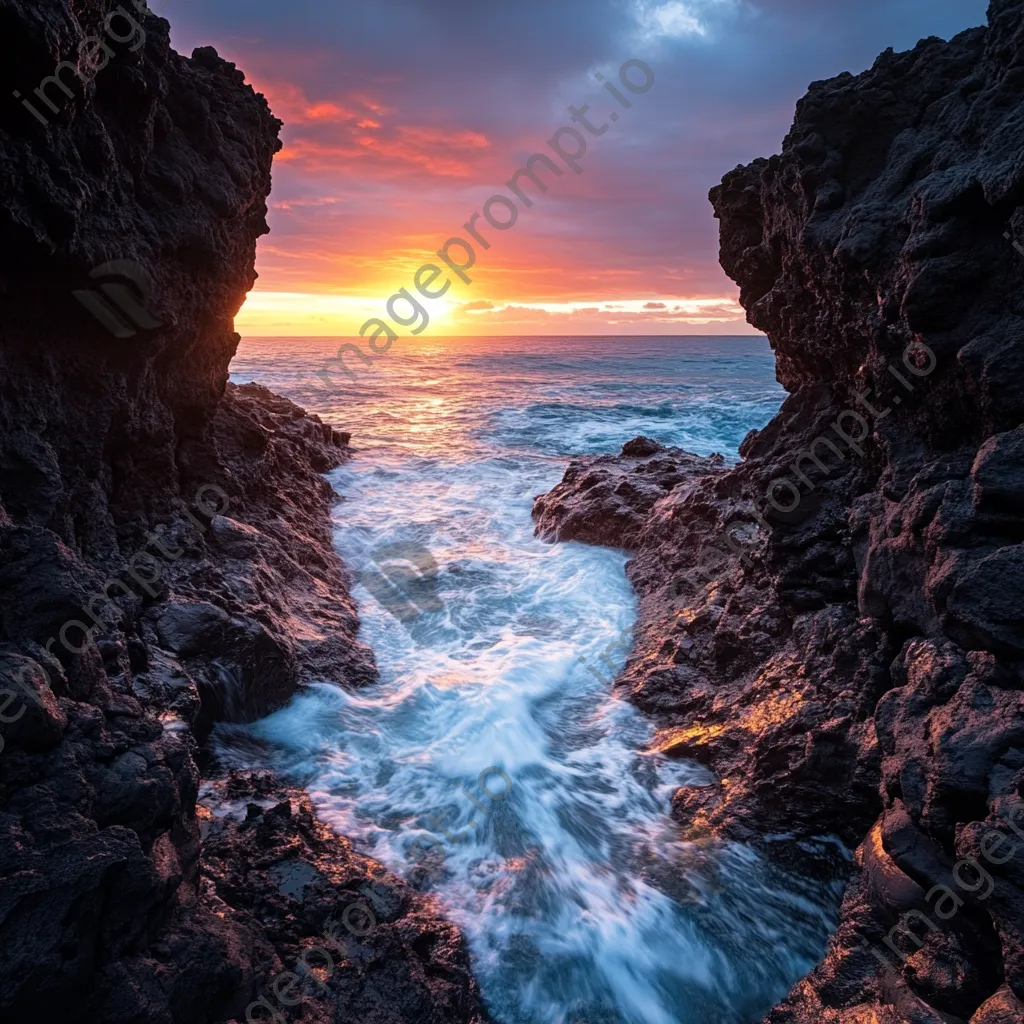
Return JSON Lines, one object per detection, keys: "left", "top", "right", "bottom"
{"left": 169, "top": 0, "right": 987, "bottom": 336}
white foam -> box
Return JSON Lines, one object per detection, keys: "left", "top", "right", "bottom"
{"left": 217, "top": 450, "right": 839, "bottom": 1023}
{"left": 217, "top": 336, "right": 833, "bottom": 1023}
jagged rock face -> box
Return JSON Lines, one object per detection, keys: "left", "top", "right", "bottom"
{"left": 0, "top": 2, "right": 281, "bottom": 532}
{"left": 0, "top": 4, "right": 484, "bottom": 1024}
{"left": 710, "top": 3, "right": 1022, "bottom": 439}
{"left": 534, "top": 2, "right": 1024, "bottom": 1022}
{"left": 200, "top": 773, "right": 488, "bottom": 1024}
{"left": 710, "top": 0, "right": 1024, "bottom": 651}
{"left": 716, "top": 2, "right": 1024, "bottom": 1019}
{"left": 532, "top": 440, "right": 726, "bottom": 550}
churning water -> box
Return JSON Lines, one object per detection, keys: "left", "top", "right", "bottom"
{"left": 218, "top": 335, "right": 843, "bottom": 1023}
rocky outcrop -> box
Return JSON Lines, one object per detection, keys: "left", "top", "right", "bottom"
{"left": 0, "top": 3, "right": 483, "bottom": 1023}
{"left": 533, "top": 438, "right": 726, "bottom": 549}
{"left": 201, "top": 772, "right": 487, "bottom": 1024}
{"left": 534, "top": 2, "right": 1024, "bottom": 1021}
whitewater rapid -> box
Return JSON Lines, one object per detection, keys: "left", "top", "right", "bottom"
{"left": 218, "top": 335, "right": 842, "bottom": 1023}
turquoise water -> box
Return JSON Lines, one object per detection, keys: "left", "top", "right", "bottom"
{"left": 218, "top": 335, "right": 842, "bottom": 1024}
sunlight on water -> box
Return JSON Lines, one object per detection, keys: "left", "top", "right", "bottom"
{"left": 217, "top": 336, "right": 843, "bottom": 1023}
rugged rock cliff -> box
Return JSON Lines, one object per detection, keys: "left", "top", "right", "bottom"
{"left": 0, "top": 3, "right": 485, "bottom": 1022}
{"left": 536, "top": 1, "right": 1024, "bottom": 1021}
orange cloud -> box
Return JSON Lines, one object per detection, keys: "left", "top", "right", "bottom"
{"left": 275, "top": 123, "right": 494, "bottom": 178}
{"left": 247, "top": 76, "right": 495, "bottom": 179}
{"left": 305, "top": 102, "right": 352, "bottom": 121}
{"left": 248, "top": 79, "right": 363, "bottom": 125}
{"left": 234, "top": 72, "right": 746, "bottom": 324}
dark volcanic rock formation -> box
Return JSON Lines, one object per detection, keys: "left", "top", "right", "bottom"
{"left": 0, "top": 3, "right": 484, "bottom": 1023}
{"left": 535, "top": 2, "right": 1024, "bottom": 1022}
{"left": 201, "top": 772, "right": 486, "bottom": 1024}
{"left": 533, "top": 439, "right": 726, "bottom": 549}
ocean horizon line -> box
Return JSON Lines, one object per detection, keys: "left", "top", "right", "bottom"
{"left": 237, "top": 332, "right": 768, "bottom": 340}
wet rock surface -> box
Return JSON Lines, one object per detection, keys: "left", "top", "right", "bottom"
{"left": 536, "top": 2, "right": 1024, "bottom": 1021}
{"left": 0, "top": 3, "right": 480, "bottom": 1023}
{"left": 532, "top": 437, "right": 725, "bottom": 550}
{"left": 201, "top": 772, "right": 487, "bottom": 1024}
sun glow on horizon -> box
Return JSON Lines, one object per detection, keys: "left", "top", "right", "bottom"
{"left": 235, "top": 290, "right": 753, "bottom": 336}
{"left": 235, "top": 290, "right": 461, "bottom": 335}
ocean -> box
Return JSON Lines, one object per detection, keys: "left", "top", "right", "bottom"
{"left": 217, "top": 335, "right": 842, "bottom": 1024}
